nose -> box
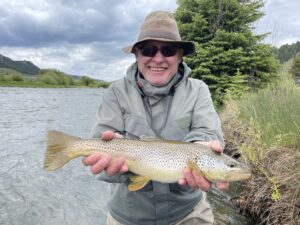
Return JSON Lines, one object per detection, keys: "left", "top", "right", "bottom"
{"left": 151, "top": 50, "right": 165, "bottom": 63}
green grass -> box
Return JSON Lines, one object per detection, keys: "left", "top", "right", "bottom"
{"left": 236, "top": 68, "right": 300, "bottom": 149}
{"left": 0, "top": 80, "right": 82, "bottom": 88}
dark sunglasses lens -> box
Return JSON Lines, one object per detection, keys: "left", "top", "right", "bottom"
{"left": 140, "top": 45, "right": 178, "bottom": 57}
{"left": 141, "top": 46, "right": 157, "bottom": 57}
{"left": 161, "top": 45, "right": 178, "bottom": 57}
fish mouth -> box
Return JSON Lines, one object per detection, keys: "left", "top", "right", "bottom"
{"left": 225, "top": 169, "right": 252, "bottom": 181}
{"left": 202, "top": 169, "right": 252, "bottom": 182}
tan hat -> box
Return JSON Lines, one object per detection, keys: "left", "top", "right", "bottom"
{"left": 122, "top": 11, "right": 195, "bottom": 56}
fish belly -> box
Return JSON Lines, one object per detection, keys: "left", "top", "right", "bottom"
{"left": 127, "top": 160, "right": 184, "bottom": 183}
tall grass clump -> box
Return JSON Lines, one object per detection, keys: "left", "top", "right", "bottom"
{"left": 221, "top": 66, "right": 300, "bottom": 224}
{"left": 238, "top": 80, "right": 300, "bottom": 149}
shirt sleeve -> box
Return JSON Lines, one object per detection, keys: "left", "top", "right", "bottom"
{"left": 90, "top": 86, "right": 125, "bottom": 138}
{"left": 183, "top": 82, "right": 225, "bottom": 147}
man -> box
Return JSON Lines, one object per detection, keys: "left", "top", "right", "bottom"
{"left": 83, "top": 11, "right": 228, "bottom": 225}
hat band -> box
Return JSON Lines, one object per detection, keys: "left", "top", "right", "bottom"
{"left": 138, "top": 30, "right": 181, "bottom": 42}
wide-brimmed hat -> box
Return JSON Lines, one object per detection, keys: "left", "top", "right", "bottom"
{"left": 122, "top": 11, "right": 195, "bottom": 56}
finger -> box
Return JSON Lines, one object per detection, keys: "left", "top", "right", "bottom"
{"left": 106, "top": 157, "right": 126, "bottom": 176}
{"left": 210, "top": 141, "right": 223, "bottom": 153}
{"left": 183, "top": 168, "right": 197, "bottom": 188}
{"left": 101, "top": 131, "right": 115, "bottom": 140}
{"left": 90, "top": 154, "right": 112, "bottom": 174}
{"left": 114, "top": 132, "right": 124, "bottom": 139}
{"left": 194, "top": 141, "right": 210, "bottom": 147}
{"left": 216, "top": 181, "right": 229, "bottom": 191}
{"left": 178, "top": 178, "right": 188, "bottom": 186}
{"left": 82, "top": 154, "right": 101, "bottom": 166}
{"left": 119, "top": 164, "right": 129, "bottom": 174}
{"left": 196, "top": 141, "right": 223, "bottom": 153}
{"left": 101, "top": 130, "right": 124, "bottom": 140}
{"left": 192, "top": 171, "right": 211, "bottom": 192}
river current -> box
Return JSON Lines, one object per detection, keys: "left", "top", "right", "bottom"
{"left": 0, "top": 87, "right": 253, "bottom": 225}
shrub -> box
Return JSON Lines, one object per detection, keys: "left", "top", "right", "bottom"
{"left": 12, "top": 74, "right": 24, "bottom": 82}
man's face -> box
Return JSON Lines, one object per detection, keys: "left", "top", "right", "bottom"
{"left": 135, "top": 41, "right": 183, "bottom": 86}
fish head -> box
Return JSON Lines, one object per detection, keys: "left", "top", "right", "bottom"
{"left": 193, "top": 153, "right": 252, "bottom": 182}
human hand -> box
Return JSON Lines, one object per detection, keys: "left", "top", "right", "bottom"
{"left": 178, "top": 140, "right": 229, "bottom": 192}
{"left": 82, "top": 131, "right": 129, "bottom": 175}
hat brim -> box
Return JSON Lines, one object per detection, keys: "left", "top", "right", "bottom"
{"left": 122, "top": 38, "right": 195, "bottom": 56}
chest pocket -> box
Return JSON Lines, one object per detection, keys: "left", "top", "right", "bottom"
{"left": 161, "top": 115, "right": 192, "bottom": 141}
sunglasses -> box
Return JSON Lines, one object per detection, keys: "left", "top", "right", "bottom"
{"left": 138, "top": 44, "right": 179, "bottom": 57}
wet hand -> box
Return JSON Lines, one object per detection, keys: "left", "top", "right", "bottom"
{"left": 82, "top": 131, "right": 129, "bottom": 175}
{"left": 178, "top": 140, "right": 229, "bottom": 191}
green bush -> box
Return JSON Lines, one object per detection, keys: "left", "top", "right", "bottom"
{"left": 79, "top": 76, "right": 95, "bottom": 86}
{"left": 39, "top": 69, "right": 75, "bottom": 86}
{"left": 39, "top": 74, "right": 58, "bottom": 85}
{"left": 12, "top": 74, "right": 24, "bottom": 82}
{"left": 0, "top": 74, "right": 6, "bottom": 81}
{"left": 98, "top": 81, "right": 110, "bottom": 88}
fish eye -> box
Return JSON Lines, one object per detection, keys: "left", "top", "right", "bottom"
{"left": 228, "top": 162, "right": 237, "bottom": 168}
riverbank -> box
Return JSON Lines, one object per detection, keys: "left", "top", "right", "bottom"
{"left": 0, "top": 81, "right": 108, "bottom": 88}
{"left": 221, "top": 67, "right": 300, "bottom": 224}
{"left": 0, "top": 68, "right": 110, "bottom": 88}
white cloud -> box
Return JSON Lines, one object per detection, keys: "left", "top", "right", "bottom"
{"left": 0, "top": 43, "right": 135, "bottom": 81}
{"left": 256, "top": 0, "right": 300, "bottom": 46}
{"left": 0, "top": 0, "right": 299, "bottom": 81}
{"left": 0, "top": 0, "right": 178, "bottom": 81}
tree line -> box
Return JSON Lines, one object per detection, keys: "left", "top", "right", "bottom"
{"left": 276, "top": 41, "right": 300, "bottom": 63}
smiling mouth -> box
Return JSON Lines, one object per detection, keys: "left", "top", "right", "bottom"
{"left": 148, "top": 66, "right": 167, "bottom": 72}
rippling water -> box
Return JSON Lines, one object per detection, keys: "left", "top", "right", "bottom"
{"left": 0, "top": 87, "right": 253, "bottom": 225}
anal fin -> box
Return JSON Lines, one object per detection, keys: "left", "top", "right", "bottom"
{"left": 128, "top": 175, "right": 150, "bottom": 191}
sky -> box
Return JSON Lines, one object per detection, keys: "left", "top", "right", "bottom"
{"left": 0, "top": 0, "right": 299, "bottom": 82}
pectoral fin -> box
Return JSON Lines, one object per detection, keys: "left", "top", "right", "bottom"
{"left": 128, "top": 175, "right": 150, "bottom": 191}
{"left": 187, "top": 160, "right": 204, "bottom": 177}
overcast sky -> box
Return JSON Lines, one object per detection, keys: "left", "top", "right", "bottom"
{"left": 0, "top": 0, "right": 299, "bottom": 81}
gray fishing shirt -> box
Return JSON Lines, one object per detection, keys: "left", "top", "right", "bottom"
{"left": 91, "top": 62, "right": 224, "bottom": 225}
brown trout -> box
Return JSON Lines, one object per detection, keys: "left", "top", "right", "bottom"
{"left": 44, "top": 130, "right": 251, "bottom": 191}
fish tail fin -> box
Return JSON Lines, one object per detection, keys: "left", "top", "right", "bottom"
{"left": 44, "top": 130, "right": 80, "bottom": 171}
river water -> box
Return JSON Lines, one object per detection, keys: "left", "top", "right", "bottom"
{"left": 0, "top": 87, "right": 253, "bottom": 225}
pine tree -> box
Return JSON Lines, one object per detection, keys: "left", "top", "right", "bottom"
{"left": 276, "top": 41, "right": 300, "bottom": 63}
{"left": 175, "top": 0, "right": 279, "bottom": 104}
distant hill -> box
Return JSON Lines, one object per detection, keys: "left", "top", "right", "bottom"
{"left": 0, "top": 54, "right": 107, "bottom": 83}
{"left": 0, "top": 53, "right": 40, "bottom": 75}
